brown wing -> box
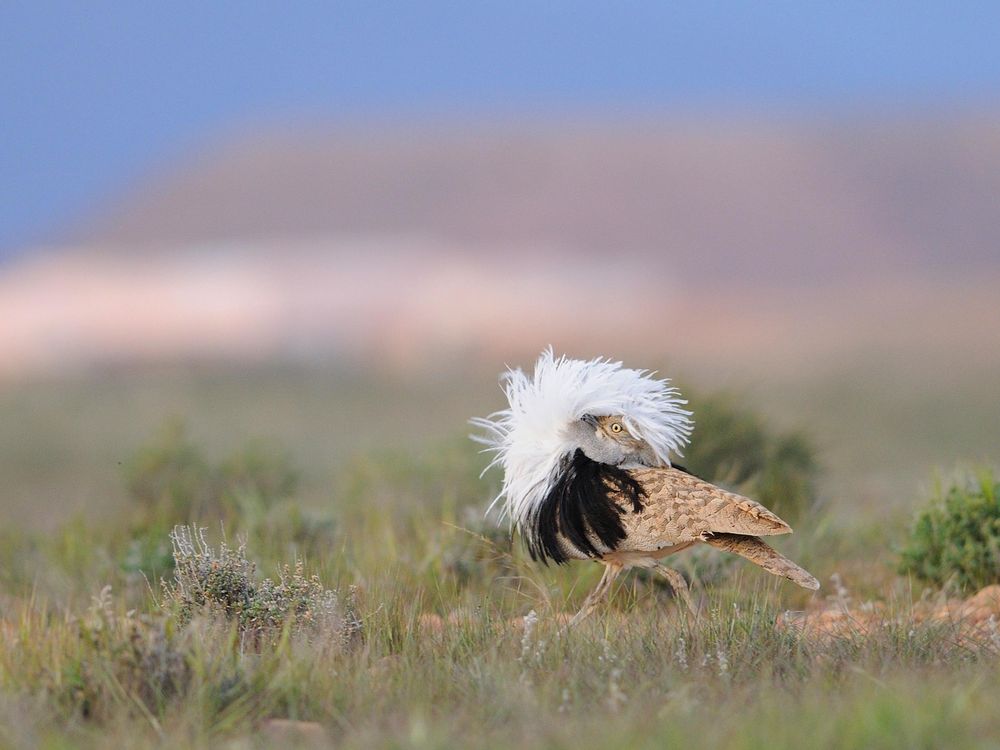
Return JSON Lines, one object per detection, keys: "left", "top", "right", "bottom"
{"left": 613, "top": 467, "right": 792, "bottom": 553}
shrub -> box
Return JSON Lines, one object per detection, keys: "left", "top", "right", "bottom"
{"left": 681, "top": 391, "right": 819, "bottom": 522}
{"left": 124, "top": 422, "right": 299, "bottom": 526}
{"left": 899, "top": 469, "right": 1000, "bottom": 592}
{"left": 125, "top": 422, "right": 214, "bottom": 521}
{"left": 162, "top": 526, "right": 361, "bottom": 646}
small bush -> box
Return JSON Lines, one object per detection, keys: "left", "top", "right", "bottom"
{"left": 162, "top": 526, "right": 360, "bottom": 645}
{"left": 125, "top": 422, "right": 299, "bottom": 526}
{"left": 899, "top": 469, "right": 1000, "bottom": 592}
{"left": 125, "top": 422, "right": 215, "bottom": 522}
{"left": 681, "top": 391, "right": 819, "bottom": 522}
{"left": 119, "top": 424, "right": 310, "bottom": 579}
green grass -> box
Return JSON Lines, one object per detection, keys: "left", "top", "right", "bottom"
{"left": 2, "top": 364, "right": 1000, "bottom": 748}
{"left": 3, "top": 566, "right": 999, "bottom": 749}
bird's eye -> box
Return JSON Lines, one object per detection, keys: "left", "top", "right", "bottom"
{"left": 610, "top": 422, "right": 623, "bottom": 433}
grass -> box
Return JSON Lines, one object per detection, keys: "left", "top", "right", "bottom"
{"left": 3, "top": 570, "right": 999, "bottom": 749}
{"left": 1, "top": 366, "right": 1000, "bottom": 748}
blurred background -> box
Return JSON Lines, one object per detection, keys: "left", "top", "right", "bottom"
{"left": 2, "top": 2, "right": 999, "bottom": 532}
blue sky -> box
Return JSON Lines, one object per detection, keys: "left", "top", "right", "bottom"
{"left": 2, "top": 1, "right": 999, "bottom": 256}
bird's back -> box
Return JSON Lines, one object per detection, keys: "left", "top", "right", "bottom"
{"left": 614, "top": 466, "right": 792, "bottom": 553}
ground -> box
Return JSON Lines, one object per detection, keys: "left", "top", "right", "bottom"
{"left": 1, "top": 362, "right": 999, "bottom": 749}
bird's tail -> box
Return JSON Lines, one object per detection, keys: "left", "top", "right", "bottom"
{"left": 704, "top": 533, "right": 819, "bottom": 590}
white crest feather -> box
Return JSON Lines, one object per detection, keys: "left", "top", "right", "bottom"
{"left": 470, "top": 348, "right": 693, "bottom": 530}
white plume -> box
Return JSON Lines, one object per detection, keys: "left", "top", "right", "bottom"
{"left": 470, "top": 348, "right": 693, "bottom": 528}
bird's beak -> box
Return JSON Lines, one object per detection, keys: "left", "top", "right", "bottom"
{"left": 580, "top": 414, "right": 599, "bottom": 427}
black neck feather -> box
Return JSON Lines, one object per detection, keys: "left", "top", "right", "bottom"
{"left": 526, "top": 449, "right": 646, "bottom": 565}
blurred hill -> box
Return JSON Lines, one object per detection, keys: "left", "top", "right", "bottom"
{"left": 80, "top": 118, "right": 1000, "bottom": 285}
{"left": 2, "top": 117, "right": 1000, "bottom": 379}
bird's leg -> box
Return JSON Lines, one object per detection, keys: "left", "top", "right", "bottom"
{"left": 567, "top": 562, "right": 622, "bottom": 628}
{"left": 655, "top": 565, "right": 698, "bottom": 617}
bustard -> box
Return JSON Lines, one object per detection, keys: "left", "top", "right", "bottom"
{"left": 471, "top": 349, "right": 818, "bottom": 626}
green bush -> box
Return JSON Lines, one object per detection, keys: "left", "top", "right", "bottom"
{"left": 898, "top": 469, "right": 1000, "bottom": 592}
{"left": 117, "top": 423, "right": 312, "bottom": 581}
{"left": 681, "top": 391, "right": 819, "bottom": 522}
{"left": 124, "top": 421, "right": 299, "bottom": 526}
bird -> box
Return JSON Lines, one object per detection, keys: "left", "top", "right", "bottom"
{"left": 471, "top": 348, "right": 819, "bottom": 626}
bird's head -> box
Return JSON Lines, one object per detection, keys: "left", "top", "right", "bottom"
{"left": 566, "top": 413, "right": 658, "bottom": 467}
{"left": 470, "top": 348, "right": 694, "bottom": 527}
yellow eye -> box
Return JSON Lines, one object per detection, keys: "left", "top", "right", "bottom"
{"left": 610, "top": 422, "right": 623, "bottom": 433}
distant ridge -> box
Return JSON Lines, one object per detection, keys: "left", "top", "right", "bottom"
{"left": 5, "top": 117, "right": 999, "bottom": 379}
{"left": 80, "top": 118, "right": 1000, "bottom": 285}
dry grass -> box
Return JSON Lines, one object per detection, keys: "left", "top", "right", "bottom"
{"left": 3, "top": 566, "right": 1000, "bottom": 749}
{"left": 1, "top": 371, "right": 999, "bottom": 748}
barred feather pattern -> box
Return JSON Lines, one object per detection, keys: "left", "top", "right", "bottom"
{"left": 470, "top": 348, "right": 694, "bottom": 542}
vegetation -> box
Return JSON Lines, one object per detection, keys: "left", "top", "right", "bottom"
{"left": 0, "top": 380, "right": 998, "bottom": 749}
{"left": 899, "top": 469, "right": 1000, "bottom": 591}
{"left": 163, "top": 525, "right": 360, "bottom": 644}
{"left": 125, "top": 420, "right": 299, "bottom": 526}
